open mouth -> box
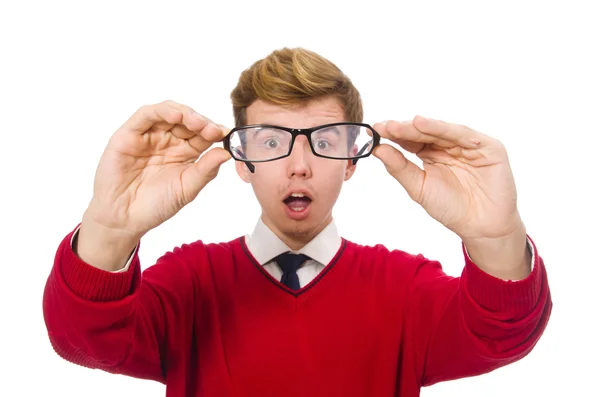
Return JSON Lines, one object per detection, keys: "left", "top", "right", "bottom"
{"left": 283, "top": 193, "right": 313, "bottom": 212}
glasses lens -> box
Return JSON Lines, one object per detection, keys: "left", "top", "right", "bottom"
{"left": 311, "top": 124, "right": 375, "bottom": 159}
{"left": 228, "top": 126, "right": 292, "bottom": 161}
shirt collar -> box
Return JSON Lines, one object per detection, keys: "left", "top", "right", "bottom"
{"left": 245, "top": 217, "right": 342, "bottom": 266}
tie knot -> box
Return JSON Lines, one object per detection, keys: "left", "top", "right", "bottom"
{"left": 275, "top": 253, "right": 310, "bottom": 274}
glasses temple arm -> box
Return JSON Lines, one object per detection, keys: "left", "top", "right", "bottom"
{"left": 352, "top": 142, "right": 371, "bottom": 165}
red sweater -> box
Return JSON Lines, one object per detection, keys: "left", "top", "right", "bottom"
{"left": 43, "top": 226, "right": 551, "bottom": 397}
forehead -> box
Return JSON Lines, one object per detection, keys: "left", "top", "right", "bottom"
{"left": 245, "top": 96, "right": 345, "bottom": 128}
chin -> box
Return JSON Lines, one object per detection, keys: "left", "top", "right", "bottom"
{"left": 281, "top": 208, "right": 330, "bottom": 236}
{"left": 285, "top": 219, "right": 319, "bottom": 235}
{"left": 263, "top": 209, "right": 311, "bottom": 234}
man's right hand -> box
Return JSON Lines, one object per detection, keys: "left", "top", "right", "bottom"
{"left": 75, "top": 100, "right": 232, "bottom": 271}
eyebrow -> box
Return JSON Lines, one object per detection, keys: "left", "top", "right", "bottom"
{"left": 314, "top": 126, "right": 341, "bottom": 135}
{"left": 254, "top": 122, "right": 287, "bottom": 127}
{"left": 254, "top": 122, "right": 343, "bottom": 129}
{"left": 247, "top": 127, "right": 288, "bottom": 139}
{"left": 245, "top": 124, "right": 346, "bottom": 134}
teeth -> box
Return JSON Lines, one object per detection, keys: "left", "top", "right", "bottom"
{"left": 291, "top": 207, "right": 303, "bottom": 211}
{"left": 291, "top": 193, "right": 305, "bottom": 198}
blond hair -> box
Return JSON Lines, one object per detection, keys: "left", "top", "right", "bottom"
{"left": 230, "top": 47, "right": 363, "bottom": 127}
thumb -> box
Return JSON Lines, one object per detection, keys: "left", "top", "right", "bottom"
{"left": 372, "top": 143, "right": 425, "bottom": 203}
{"left": 182, "top": 147, "right": 232, "bottom": 201}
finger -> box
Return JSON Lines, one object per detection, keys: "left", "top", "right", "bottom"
{"left": 171, "top": 123, "right": 230, "bottom": 154}
{"left": 414, "top": 146, "right": 460, "bottom": 167}
{"left": 181, "top": 147, "right": 232, "bottom": 203}
{"left": 373, "top": 120, "right": 457, "bottom": 149}
{"left": 372, "top": 143, "right": 425, "bottom": 203}
{"left": 202, "top": 123, "right": 231, "bottom": 142}
{"left": 121, "top": 100, "right": 209, "bottom": 135}
{"left": 395, "top": 139, "right": 426, "bottom": 154}
{"left": 420, "top": 143, "right": 488, "bottom": 164}
{"left": 412, "top": 116, "right": 490, "bottom": 148}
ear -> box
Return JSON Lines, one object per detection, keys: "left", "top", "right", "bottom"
{"left": 235, "top": 161, "right": 251, "bottom": 183}
{"left": 344, "top": 160, "right": 356, "bottom": 181}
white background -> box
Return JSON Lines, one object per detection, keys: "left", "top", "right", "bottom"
{"left": 1, "top": 0, "right": 598, "bottom": 396}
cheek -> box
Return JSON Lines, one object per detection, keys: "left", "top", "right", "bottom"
{"left": 317, "top": 163, "right": 348, "bottom": 198}
{"left": 249, "top": 166, "right": 284, "bottom": 201}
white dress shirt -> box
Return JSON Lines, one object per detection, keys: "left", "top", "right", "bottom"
{"left": 71, "top": 219, "right": 534, "bottom": 284}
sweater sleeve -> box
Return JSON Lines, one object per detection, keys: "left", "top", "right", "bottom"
{"left": 403, "top": 234, "right": 552, "bottom": 387}
{"left": 42, "top": 225, "right": 200, "bottom": 383}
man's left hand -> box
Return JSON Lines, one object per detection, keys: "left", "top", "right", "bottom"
{"left": 372, "top": 116, "right": 530, "bottom": 278}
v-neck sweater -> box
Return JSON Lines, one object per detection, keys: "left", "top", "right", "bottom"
{"left": 43, "top": 226, "right": 551, "bottom": 397}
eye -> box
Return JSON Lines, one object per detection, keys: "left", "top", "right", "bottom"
{"left": 315, "top": 140, "right": 330, "bottom": 150}
{"left": 264, "top": 138, "right": 280, "bottom": 148}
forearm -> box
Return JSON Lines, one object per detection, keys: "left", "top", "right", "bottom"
{"left": 44, "top": 230, "right": 147, "bottom": 367}
{"left": 408, "top": 237, "right": 551, "bottom": 386}
{"left": 43, "top": 228, "right": 170, "bottom": 382}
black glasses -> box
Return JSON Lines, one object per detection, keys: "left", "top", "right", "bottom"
{"left": 223, "top": 122, "right": 380, "bottom": 172}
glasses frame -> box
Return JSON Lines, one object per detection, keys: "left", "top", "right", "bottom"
{"left": 222, "top": 122, "right": 381, "bottom": 173}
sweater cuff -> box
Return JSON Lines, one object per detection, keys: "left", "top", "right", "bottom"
{"left": 461, "top": 234, "right": 542, "bottom": 314}
{"left": 59, "top": 224, "right": 140, "bottom": 302}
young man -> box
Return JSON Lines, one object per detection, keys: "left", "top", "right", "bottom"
{"left": 43, "top": 48, "right": 552, "bottom": 396}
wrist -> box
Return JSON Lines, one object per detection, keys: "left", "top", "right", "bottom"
{"left": 76, "top": 212, "right": 141, "bottom": 272}
{"left": 462, "top": 223, "right": 531, "bottom": 280}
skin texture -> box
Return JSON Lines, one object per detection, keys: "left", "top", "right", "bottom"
{"left": 235, "top": 96, "right": 355, "bottom": 251}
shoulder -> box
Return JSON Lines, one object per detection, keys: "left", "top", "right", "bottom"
{"left": 155, "top": 236, "right": 244, "bottom": 266}
{"left": 342, "top": 238, "right": 431, "bottom": 264}
{"left": 341, "top": 238, "right": 444, "bottom": 277}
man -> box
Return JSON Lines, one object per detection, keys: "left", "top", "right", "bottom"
{"left": 42, "top": 47, "right": 552, "bottom": 396}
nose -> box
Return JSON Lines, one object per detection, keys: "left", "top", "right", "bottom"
{"left": 286, "top": 135, "right": 312, "bottom": 179}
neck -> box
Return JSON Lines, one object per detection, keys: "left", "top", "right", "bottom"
{"left": 261, "top": 213, "right": 333, "bottom": 251}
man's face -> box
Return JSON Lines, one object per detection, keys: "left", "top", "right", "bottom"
{"left": 235, "top": 96, "right": 356, "bottom": 248}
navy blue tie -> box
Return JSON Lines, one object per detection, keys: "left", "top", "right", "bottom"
{"left": 275, "top": 253, "right": 309, "bottom": 290}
